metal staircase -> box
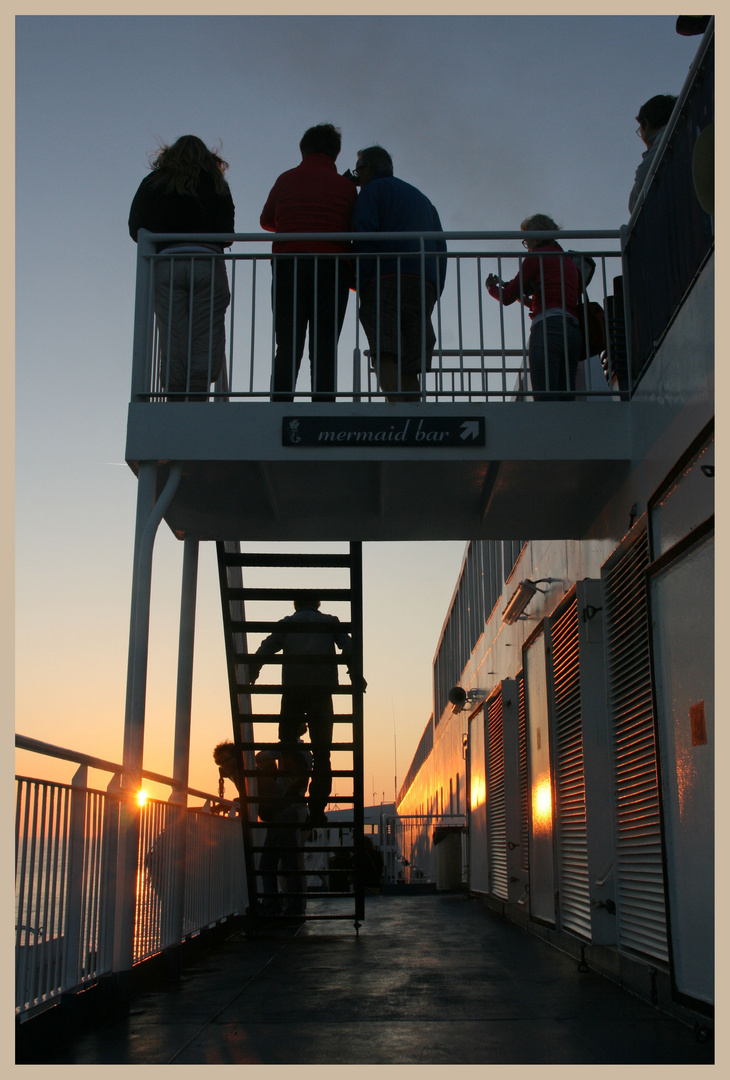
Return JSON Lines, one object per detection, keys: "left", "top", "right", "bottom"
{"left": 216, "top": 541, "right": 365, "bottom": 932}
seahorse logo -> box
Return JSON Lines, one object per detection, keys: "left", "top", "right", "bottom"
{"left": 288, "top": 419, "right": 301, "bottom": 444}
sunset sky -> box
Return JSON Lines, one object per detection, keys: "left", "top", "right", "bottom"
{"left": 13, "top": 11, "right": 701, "bottom": 806}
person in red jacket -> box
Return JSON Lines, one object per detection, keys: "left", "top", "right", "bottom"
{"left": 486, "top": 213, "right": 581, "bottom": 400}
{"left": 261, "top": 124, "right": 357, "bottom": 401}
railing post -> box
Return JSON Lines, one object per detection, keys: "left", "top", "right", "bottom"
{"left": 98, "top": 774, "right": 121, "bottom": 974}
{"left": 61, "top": 765, "right": 87, "bottom": 993}
{"left": 131, "top": 229, "right": 156, "bottom": 401}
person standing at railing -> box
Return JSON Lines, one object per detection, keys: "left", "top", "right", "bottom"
{"left": 128, "top": 135, "right": 235, "bottom": 400}
{"left": 213, "top": 739, "right": 242, "bottom": 814}
{"left": 485, "top": 214, "right": 581, "bottom": 401}
{"left": 350, "top": 146, "right": 447, "bottom": 402}
{"left": 628, "top": 95, "right": 678, "bottom": 214}
{"left": 260, "top": 123, "right": 357, "bottom": 402}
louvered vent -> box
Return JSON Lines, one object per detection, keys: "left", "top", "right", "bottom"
{"left": 603, "top": 529, "right": 669, "bottom": 964}
{"left": 550, "top": 595, "right": 592, "bottom": 939}
{"left": 487, "top": 692, "right": 508, "bottom": 899}
{"left": 518, "top": 672, "right": 529, "bottom": 875}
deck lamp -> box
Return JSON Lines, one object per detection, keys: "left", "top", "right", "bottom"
{"left": 448, "top": 686, "right": 487, "bottom": 713}
{"left": 502, "top": 579, "right": 554, "bottom": 625}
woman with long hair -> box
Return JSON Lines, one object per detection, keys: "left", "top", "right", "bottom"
{"left": 129, "top": 135, "right": 235, "bottom": 398}
{"left": 486, "top": 213, "right": 581, "bottom": 400}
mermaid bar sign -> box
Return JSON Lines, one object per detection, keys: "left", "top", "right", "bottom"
{"left": 282, "top": 416, "right": 485, "bottom": 448}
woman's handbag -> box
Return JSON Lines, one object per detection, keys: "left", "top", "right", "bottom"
{"left": 576, "top": 298, "right": 606, "bottom": 361}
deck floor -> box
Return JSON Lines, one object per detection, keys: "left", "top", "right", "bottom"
{"left": 18, "top": 893, "right": 714, "bottom": 1065}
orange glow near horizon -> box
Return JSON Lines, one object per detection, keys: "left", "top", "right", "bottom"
{"left": 136, "top": 789, "right": 149, "bottom": 808}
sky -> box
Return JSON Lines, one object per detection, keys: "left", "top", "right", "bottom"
{"left": 13, "top": 11, "right": 703, "bottom": 807}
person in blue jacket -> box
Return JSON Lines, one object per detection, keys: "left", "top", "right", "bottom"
{"left": 351, "top": 146, "right": 447, "bottom": 401}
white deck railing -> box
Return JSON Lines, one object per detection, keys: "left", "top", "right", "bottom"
{"left": 15, "top": 736, "right": 244, "bottom": 1020}
{"left": 131, "top": 230, "right": 627, "bottom": 403}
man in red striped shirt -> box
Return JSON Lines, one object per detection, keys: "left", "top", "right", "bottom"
{"left": 261, "top": 124, "right": 357, "bottom": 401}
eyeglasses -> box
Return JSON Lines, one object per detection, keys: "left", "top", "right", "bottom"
{"left": 636, "top": 125, "right": 644, "bottom": 138}
{"left": 521, "top": 239, "right": 530, "bottom": 248}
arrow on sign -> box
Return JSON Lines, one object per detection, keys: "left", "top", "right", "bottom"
{"left": 460, "top": 421, "right": 481, "bottom": 441}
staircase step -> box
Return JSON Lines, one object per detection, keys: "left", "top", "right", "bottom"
{"left": 230, "top": 620, "right": 353, "bottom": 634}
{"left": 239, "top": 741, "right": 355, "bottom": 752}
{"left": 228, "top": 587, "right": 353, "bottom": 602}
{"left": 222, "top": 553, "right": 352, "bottom": 569}
{"left": 236, "top": 683, "right": 354, "bottom": 695}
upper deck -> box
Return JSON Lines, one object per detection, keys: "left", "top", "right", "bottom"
{"left": 126, "top": 398, "right": 633, "bottom": 542}
{"left": 125, "top": 28, "right": 713, "bottom": 544}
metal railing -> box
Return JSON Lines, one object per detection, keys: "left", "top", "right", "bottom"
{"left": 382, "top": 813, "right": 467, "bottom": 886}
{"left": 623, "top": 20, "right": 714, "bottom": 382}
{"left": 15, "top": 736, "right": 244, "bottom": 1019}
{"left": 131, "top": 230, "right": 626, "bottom": 403}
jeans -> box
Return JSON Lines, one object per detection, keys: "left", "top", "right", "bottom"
{"left": 528, "top": 315, "right": 582, "bottom": 400}
{"left": 271, "top": 259, "right": 351, "bottom": 402}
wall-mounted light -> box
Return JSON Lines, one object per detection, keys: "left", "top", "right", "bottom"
{"left": 502, "top": 578, "right": 554, "bottom": 625}
{"left": 448, "top": 686, "right": 487, "bottom": 713}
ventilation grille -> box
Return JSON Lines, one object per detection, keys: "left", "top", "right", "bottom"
{"left": 487, "top": 692, "right": 508, "bottom": 899}
{"left": 603, "top": 529, "right": 668, "bottom": 964}
{"left": 518, "top": 672, "right": 529, "bottom": 875}
{"left": 550, "top": 596, "right": 591, "bottom": 939}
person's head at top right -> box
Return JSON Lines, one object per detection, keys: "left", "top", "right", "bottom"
{"left": 636, "top": 95, "right": 677, "bottom": 146}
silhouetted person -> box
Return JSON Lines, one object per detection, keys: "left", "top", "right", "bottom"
{"left": 261, "top": 123, "right": 357, "bottom": 401}
{"left": 351, "top": 145, "right": 447, "bottom": 401}
{"left": 212, "top": 738, "right": 242, "bottom": 816}
{"left": 129, "top": 135, "right": 235, "bottom": 399}
{"left": 255, "top": 732, "right": 312, "bottom": 917}
{"left": 629, "top": 95, "right": 677, "bottom": 213}
{"left": 248, "top": 592, "right": 366, "bottom": 827}
{"left": 486, "top": 214, "right": 581, "bottom": 400}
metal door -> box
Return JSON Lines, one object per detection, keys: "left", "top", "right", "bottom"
{"left": 547, "top": 593, "right": 592, "bottom": 939}
{"left": 649, "top": 524, "right": 714, "bottom": 1005}
{"left": 523, "top": 628, "right": 556, "bottom": 925}
{"left": 468, "top": 708, "right": 489, "bottom": 894}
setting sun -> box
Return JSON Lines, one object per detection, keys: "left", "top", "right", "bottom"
{"left": 136, "top": 790, "right": 148, "bottom": 808}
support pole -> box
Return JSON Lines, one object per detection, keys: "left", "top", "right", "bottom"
{"left": 113, "top": 461, "right": 182, "bottom": 975}
{"left": 168, "top": 537, "right": 200, "bottom": 951}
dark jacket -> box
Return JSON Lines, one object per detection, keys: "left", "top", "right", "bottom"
{"left": 128, "top": 170, "right": 235, "bottom": 251}
{"left": 351, "top": 173, "right": 447, "bottom": 294}
{"left": 249, "top": 608, "right": 353, "bottom": 689}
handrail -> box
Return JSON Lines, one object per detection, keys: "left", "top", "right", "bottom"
{"left": 15, "top": 733, "right": 226, "bottom": 805}
{"left": 138, "top": 228, "right": 622, "bottom": 246}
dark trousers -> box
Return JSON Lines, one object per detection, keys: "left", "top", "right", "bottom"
{"left": 272, "top": 259, "right": 350, "bottom": 402}
{"left": 528, "top": 316, "right": 582, "bottom": 400}
{"left": 260, "top": 824, "right": 305, "bottom": 915}
{"left": 154, "top": 256, "right": 230, "bottom": 398}
{"left": 279, "top": 690, "right": 334, "bottom": 818}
